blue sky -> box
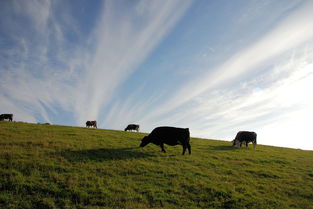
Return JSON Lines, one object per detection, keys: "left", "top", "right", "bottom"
{"left": 1, "top": 0, "right": 313, "bottom": 150}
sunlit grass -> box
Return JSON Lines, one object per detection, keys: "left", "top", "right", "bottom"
{"left": 1, "top": 121, "right": 313, "bottom": 209}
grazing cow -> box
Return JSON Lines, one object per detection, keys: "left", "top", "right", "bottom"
{"left": 140, "top": 126, "right": 191, "bottom": 155}
{"left": 86, "top": 121, "right": 97, "bottom": 128}
{"left": 0, "top": 114, "right": 13, "bottom": 121}
{"left": 124, "top": 124, "right": 140, "bottom": 132}
{"left": 232, "top": 131, "right": 257, "bottom": 149}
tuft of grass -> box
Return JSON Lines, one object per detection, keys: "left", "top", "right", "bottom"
{"left": 1, "top": 121, "right": 313, "bottom": 209}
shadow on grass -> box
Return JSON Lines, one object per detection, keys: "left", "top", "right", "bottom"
{"left": 210, "top": 146, "right": 238, "bottom": 151}
{"left": 61, "top": 147, "right": 154, "bottom": 162}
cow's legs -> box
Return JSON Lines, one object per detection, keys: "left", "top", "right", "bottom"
{"left": 160, "top": 143, "right": 166, "bottom": 153}
{"left": 187, "top": 143, "right": 191, "bottom": 155}
{"left": 182, "top": 143, "right": 191, "bottom": 155}
{"left": 182, "top": 144, "right": 186, "bottom": 155}
{"left": 246, "top": 142, "right": 248, "bottom": 147}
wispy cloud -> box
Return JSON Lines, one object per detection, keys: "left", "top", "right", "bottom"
{"left": 0, "top": 0, "right": 192, "bottom": 124}
{"left": 142, "top": 1, "right": 313, "bottom": 121}
{"left": 0, "top": 0, "right": 95, "bottom": 123}
{"left": 74, "top": 0, "right": 193, "bottom": 124}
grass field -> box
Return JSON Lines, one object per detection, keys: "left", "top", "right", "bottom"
{"left": 1, "top": 122, "right": 313, "bottom": 209}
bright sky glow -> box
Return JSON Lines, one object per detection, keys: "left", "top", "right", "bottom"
{"left": 1, "top": 0, "right": 313, "bottom": 150}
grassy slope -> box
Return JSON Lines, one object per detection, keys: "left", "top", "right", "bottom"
{"left": 1, "top": 122, "right": 313, "bottom": 209}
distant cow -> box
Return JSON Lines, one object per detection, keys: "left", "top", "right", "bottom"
{"left": 0, "top": 114, "right": 13, "bottom": 121}
{"left": 232, "top": 131, "right": 257, "bottom": 149}
{"left": 140, "top": 126, "right": 191, "bottom": 155}
{"left": 124, "top": 124, "right": 139, "bottom": 132}
{"left": 86, "top": 121, "right": 97, "bottom": 128}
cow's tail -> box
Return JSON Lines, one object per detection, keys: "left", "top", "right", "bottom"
{"left": 185, "top": 128, "right": 191, "bottom": 154}
{"left": 253, "top": 133, "right": 257, "bottom": 150}
{"left": 186, "top": 128, "right": 190, "bottom": 141}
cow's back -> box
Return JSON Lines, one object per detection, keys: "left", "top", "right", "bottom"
{"left": 236, "top": 131, "right": 256, "bottom": 142}
{"left": 129, "top": 124, "right": 139, "bottom": 129}
{"left": 150, "top": 126, "right": 190, "bottom": 145}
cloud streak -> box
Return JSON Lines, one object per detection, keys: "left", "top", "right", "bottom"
{"left": 74, "top": 0, "right": 193, "bottom": 124}
{"left": 0, "top": 0, "right": 193, "bottom": 124}
{"left": 144, "top": 1, "right": 313, "bottom": 120}
{"left": 0, "top": 0, "right": 87, "bottom": 122}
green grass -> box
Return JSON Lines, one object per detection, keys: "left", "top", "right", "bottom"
{"left": 1, "top": 121, "right": 313, "bottom": 209}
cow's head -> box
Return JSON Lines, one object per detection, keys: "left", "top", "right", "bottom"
{"left": 232, "top": 139, "right": 240, "bottom": 147}
{"left": 252, "top": 140, "right": 257, "bottom": 149}
{"left": 140, "top": 136, "right": 150, "bottom": 147}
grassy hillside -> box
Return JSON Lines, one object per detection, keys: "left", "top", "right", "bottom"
{"left": 1, "top": 122, "right": 313, "bottom": 209}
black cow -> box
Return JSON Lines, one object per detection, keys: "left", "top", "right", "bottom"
{"left": 86, "top": 120, "right": 97, "bottom": 128}
{"left": 140, "top": 126, "right": 191, "bottom": 155}
{"left": 232, "top": 131, "right": 257, "bottom": 149}
{"left": 0, "top": 114, "right": 13, "bottom": 121}
{"left": 124, "top": 124, "right": 139, "bottom": 132}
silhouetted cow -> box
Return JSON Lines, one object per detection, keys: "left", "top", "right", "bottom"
{"left": 0, "top": 114, "right": 13, "bottom": 121}
{"left": 124, "top": 124, "right": 139, "bottom": 132}
{"left": 140, "top": 126, "right": 191, "bottom": 155}
{"left": 232, "top": 131, "right": 257, "bottom": 149}
{"left": 86, "top": 121, "right": 97, "bottom": 128}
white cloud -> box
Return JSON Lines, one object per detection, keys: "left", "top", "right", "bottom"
{"left": 73, "top": 0, "right": 193, "bottom": 124}
{"left": 143, "top": 1, "right": 313, "bottom": 120}
{"left": 0, "top": 0, "right": 193, "bottom": 125}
